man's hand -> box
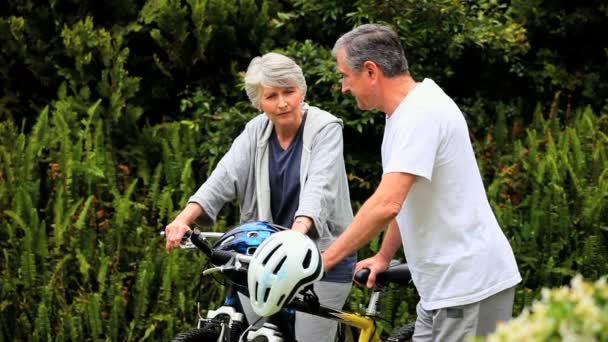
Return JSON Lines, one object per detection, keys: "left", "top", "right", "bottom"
{"left": 355, "top": 252, "right": 391, "bottom": 288}
{"left": 164, "top": 221, "right": 192, "bottom": 252}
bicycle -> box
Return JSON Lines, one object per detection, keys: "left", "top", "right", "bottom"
{"left": 163, "top": 221, "right": 415, "bottom": 342}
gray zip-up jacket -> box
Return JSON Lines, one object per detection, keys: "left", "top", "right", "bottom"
{"left": 189, "top": 104, "right": 353, "bottom": 251}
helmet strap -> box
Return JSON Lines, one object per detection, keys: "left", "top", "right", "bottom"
{"left": 301, "top": 285, "right": 320, "bottom": 313}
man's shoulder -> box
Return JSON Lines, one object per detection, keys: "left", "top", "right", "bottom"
{"left": 409, "top": 79, "right": 447, "bottom": 102}
{"left": 401, "top": 79, "right": 461, "bottom": 119}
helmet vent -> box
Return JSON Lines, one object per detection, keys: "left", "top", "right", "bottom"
{"left": 263, "top": 243, "right": 282, "bottom": 265}
{"left": 254, "top": 282, "right": 259, "bottom": 301}
{"left": 246, "top": 247, "right": 257, "bottom": 255}
{"left": 247, "top": 232, "right": 258, "bottom": 238}
{"left": 264, "top": 288, "right": 271, "bottom": 302}
{"left": 277, "top": 294, "right": 286, "bottom": 307}
{"left": 273, "top": 256, "right": 287, "bottom": 274}
{"left": 302, "top": 249, "right": 312, "bottom": 269}
{"left": 220, "top": 236, "right": 234, "bottom": 246}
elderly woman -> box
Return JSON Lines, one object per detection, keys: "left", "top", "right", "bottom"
{"left": 164, "top": 52, "right": 355, "bottom": 342}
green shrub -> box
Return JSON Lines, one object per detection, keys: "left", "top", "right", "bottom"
{"left": 479, "top": 100, "right": 608, "bottom": 311}
{"left": 1, "top": 0, "right": 607, "bottom": 340}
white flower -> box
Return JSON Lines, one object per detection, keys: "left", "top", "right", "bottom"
{"left": 482, "top": 275, "right": 608, "bottom": 341}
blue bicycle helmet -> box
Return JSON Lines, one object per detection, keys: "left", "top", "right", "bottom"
{"left": 213, "top": 221, "right": 287, "bottom": 256}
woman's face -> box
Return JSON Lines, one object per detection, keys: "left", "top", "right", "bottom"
{"left": 259, "top": 85, "right": 304, "bottom": 129}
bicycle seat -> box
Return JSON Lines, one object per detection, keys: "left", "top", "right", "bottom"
{"left": 354, "top": 264, "right": 412, "bottom": 287}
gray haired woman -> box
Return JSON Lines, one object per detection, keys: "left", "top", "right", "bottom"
{"left": 164, "top": 52, "right": 356, "bottom": 342}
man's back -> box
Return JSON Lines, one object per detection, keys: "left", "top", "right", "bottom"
{"left": 381, "top": 78, "right": 521, "bottom": 310}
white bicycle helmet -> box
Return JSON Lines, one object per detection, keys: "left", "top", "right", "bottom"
{"left": 247, "top": 230, "right": 324, "bottom": 317}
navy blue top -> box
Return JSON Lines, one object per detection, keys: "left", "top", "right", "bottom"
{"left": 268, "top": 113, "right": 356, "bottom": 283}
{"left": 269, "top": 114, "right": 305, "bottom": 228}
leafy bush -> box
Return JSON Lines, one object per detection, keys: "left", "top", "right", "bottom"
{"left": 484, "top": 275, "right": 608, "bottom": 341}
{"left": 1, "top": 0, "right": 607, "bottom": 340}
{"left": 479, "top": 100, "right": 608, "bottom": 311}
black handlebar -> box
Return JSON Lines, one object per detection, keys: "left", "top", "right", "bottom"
{"left": 188, "top": 229, "right": 238, "bottom": 265}
{"left": 354, "top": 264, "right": 412, "bottom": 288}
{"left": 354, "top": 268, "right": 371, "bottom": 285}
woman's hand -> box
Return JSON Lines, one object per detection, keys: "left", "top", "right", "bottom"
{"left": 354, "top": 252, "right": 391, "bottom": 288}
{"left": 291, "top": 216, "right": 313, "bottom": 234}
{"left": 164, "top": 203, "right": 204, "bottom": 251}
{"left": 164, "top": 221, "right": 192, "bottom": 252}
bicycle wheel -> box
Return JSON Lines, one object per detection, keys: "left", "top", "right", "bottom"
{"left": 172, "top": 321, "right": 223, "bottom": 342}
{"left": 386, "top": 322, "right": 415, "bottom": 342}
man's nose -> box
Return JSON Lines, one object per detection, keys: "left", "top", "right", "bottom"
{"left": 341, "top": 81, "right": 349, "bottom": 94}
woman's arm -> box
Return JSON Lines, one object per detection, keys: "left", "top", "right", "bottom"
{"left": 295, "top": 122, "right": 346, "bottom": 235}
{"left": 188, "top": 124, "right": 256, "bottom": 223}
{"left": 166, "top": 121, "right": 259, "bottom": 251}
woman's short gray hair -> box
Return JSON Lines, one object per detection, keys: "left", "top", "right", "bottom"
{"left": 332, "top": 24, "right": 409, "bottom": 78}
{"left": 244, "top": 52, "right": 307, "bottom": 110}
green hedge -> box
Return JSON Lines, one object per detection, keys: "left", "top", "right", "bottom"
{"left": 1, "top": 97, "right": 605, "bottom": 340}
{"left": 1, "top": 0, "right": 607, "bottom": 340}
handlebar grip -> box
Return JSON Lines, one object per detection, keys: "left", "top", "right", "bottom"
{"left": 354, "top": 268, "right": 370, "bottom": 285}
{"left": 210, "top": 249, "right": 236, "bottom": 265}
{"left": 189, "top": 229, "right": 237, "bottom": 265}
{"left": 188, "top": 229, "right": 208, "bottom": 250}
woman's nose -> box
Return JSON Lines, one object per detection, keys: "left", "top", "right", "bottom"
{"left": 278, "top": 95, "right": 288, "bottom": 107}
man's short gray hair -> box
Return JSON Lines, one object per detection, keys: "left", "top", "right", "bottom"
{"left": 332, "top": 24, "right": 409, "bottom": 77}
{"left": 244, "top": 52, "right": 307, "bottom": 109}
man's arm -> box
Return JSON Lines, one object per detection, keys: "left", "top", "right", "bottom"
{"left": 355, "top": 219, "right": 403, "bottom": 288}
{"left": 323, "top": 172, "right": 416, "bottom": 270}
{"left": 376, "top": 219, "right": 403, "bottom": 263}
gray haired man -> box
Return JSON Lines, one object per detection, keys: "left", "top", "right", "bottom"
{"left": 322, "top": 24, "right": 521, "bottom": 341}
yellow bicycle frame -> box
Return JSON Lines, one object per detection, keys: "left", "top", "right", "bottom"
{"left": 332, "top": 312, "right": 383, "bottom": 342}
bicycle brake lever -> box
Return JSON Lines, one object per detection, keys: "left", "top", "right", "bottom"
{"left": 159, "top": 230, "right": 198, "bottom": 249}
{"left": 202, "top": 254, "right": 249, "bottom": 275}
{"left": 203, "top": 266, "right": 231, "bottom": 275}
{"left": 178, "top": 240, "right": 197, "bottom": 249}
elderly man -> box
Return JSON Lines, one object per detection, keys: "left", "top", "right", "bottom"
{"left": 322, "top": 24, "right": 521, "bottom": 341}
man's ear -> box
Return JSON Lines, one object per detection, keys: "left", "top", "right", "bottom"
{"left": 363, "top": 61, "right": 379, "bottom": 79}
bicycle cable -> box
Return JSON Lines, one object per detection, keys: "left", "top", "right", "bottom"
{"left": 238, "top": 316, "right": 264, "bottom": 342}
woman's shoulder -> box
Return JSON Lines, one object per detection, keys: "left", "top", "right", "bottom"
{"left": 303, "top": 105, "right": 344, "bottom": 147}
{"left": 246, "top": 113, "right": 269, "bottom": 126}
{"left": 242, "top": 113, "right": 271, "bottom": 133}
{"left": 306, "top": 105, "right": 342, "bottom": 126}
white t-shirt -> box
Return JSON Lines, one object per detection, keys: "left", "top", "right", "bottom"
{"left": 382, "top": 78, "right": 521, "bottom": 310}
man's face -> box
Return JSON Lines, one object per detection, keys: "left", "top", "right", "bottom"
{"left": 336, "top": 48, "right": 375, "bottom": 110}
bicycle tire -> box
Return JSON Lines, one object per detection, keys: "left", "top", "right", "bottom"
{"left": 172, "top": 321, "right": 223, "bottom": 342}
{"left": 386, "top": 322, "right": 415, "bottom": 342}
